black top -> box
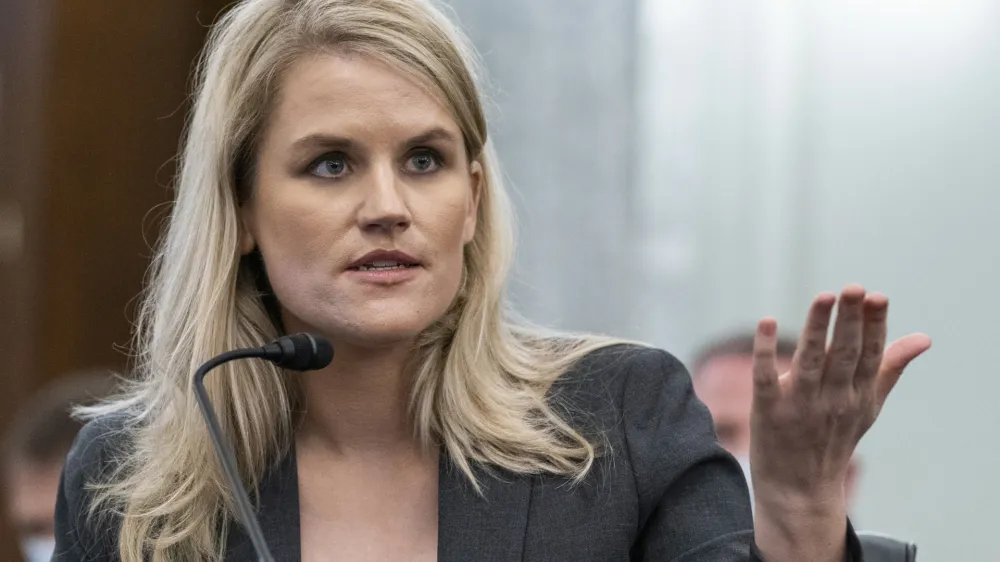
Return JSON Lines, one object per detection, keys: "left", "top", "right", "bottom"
{"left": 53, "top": 345, "right": 863, "bottom": 561}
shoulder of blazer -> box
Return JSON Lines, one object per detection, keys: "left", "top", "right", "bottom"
{"left": 57, "top": 413, "right": 132, "bottom": 558}
{"left": 547, "top": 343, "right": 689, "bottom": 435}
{"left": 553, "top": 343, "right": 688, "bottom": 400}
{"left": 64, "top": 413, "right": 131, "bottom": 488}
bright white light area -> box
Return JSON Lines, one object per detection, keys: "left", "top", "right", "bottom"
{"left": 818, "top": 0, "right": 997, "bottom": 80}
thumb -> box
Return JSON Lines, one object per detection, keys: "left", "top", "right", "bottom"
{"left": 875, "top": 333, "right": 932, "bottom": 404}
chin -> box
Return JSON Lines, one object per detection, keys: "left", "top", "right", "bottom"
{"left": 343, "top": 316, "right": 431, "bottom": 346}
{"left": 335, "top": 329, "right": 422, "bottom": 350}
{"left": 290, "top": 304, "right": 444, "bottom": 350}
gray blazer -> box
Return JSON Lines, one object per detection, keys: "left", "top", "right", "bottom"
{"left": 53, "top": 345, "right": 862, "bottom": 561}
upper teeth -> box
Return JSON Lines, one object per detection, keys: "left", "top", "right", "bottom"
{"left": 356, "top": 260, "right": 410, "bottom": 271}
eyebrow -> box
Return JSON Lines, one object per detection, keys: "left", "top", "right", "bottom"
{"left": 407, "top": 127, "right": 459, "bottom": 146}
{"left": 289, "top": 126, "right": 460, "bottom": 154}
{"left": 289, "top": 133, "right": 355, "bottom": 154}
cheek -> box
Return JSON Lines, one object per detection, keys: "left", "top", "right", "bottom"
{"left": 251, "top": 195, "right": 346, "bottom": 301}
{"left": 419, "top": 190, "right": 473, "bottom": 272}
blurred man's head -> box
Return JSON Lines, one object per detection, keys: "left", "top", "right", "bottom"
{"left": 2, "top": 372, "right": 114, "bottom": 562}
{"left": 691, "top": 333, "right": 859, "bottom": 505}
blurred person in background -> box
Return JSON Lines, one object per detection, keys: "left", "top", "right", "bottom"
{"left": 2, "top": 372, "right": 114, "bottom": 562}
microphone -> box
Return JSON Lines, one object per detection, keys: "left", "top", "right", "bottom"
{"left": 261, "top": 332, "right": 334, "bottom": 371}
{"left": 192, "top": 333, "right": 333, "bottom": 562}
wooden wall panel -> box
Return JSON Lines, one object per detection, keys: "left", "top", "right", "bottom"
{"left": 32, "top": 0, "right": 206, "bottom": 377}
{"left": 0, "top": 0, "right": 234, "bottom": 557}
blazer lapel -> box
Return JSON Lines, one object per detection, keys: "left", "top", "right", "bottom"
{"left": 438, "top": 454, "right": 533, "bottom": 562}
{"left": 225, "top": 451, "right": 301, "bottom": 562}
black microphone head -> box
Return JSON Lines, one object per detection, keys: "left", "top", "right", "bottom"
{"left": 264, "top": 333, "right": 334, "bottom": 371}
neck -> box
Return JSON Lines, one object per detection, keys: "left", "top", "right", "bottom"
{"left": 297, "top": 340, "right": 418, "bottom": 456}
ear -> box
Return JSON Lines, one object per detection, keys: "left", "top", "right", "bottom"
{"left": 238, "top": 204, "right": 257, "bottom": 256}
{"left": 462, "top": 159, "right": 483, "bottom": 244}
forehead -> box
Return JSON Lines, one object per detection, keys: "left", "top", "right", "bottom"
{"left": 265, "top": 52, "right": 460, "bottom": 143}
{"left": 695, "top": 355, "right": 756, "bottom": 401}
{"left": 693, "top": 354, "right": 794, "bottom": 401}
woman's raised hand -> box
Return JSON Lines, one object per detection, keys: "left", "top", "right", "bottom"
{"left": 749, "top": 284, "right": 931, "bottom": 561}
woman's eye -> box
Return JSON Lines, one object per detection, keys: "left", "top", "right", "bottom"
{"left": 309, "top": 153, "right": 349, "bottom": 178}
{"left": 405, "top": 150, "right": 442, "bottom": 174}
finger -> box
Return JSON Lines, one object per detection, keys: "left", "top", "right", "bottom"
{"left": 875, "top": 333, "right": 932, "bottom": 406}
{"left": 854, "top": 292, "right": 888, "bottom": 392}
{"left": 791, "top": 292, "right": 836, "bottom": 393}
{"left": 752, "top": 318, "right": 781, "bottom": 406}
{"left": 823, "top": 284, "right": 867, "bottom": 392}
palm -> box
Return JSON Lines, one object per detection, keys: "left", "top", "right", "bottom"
{"left": 749, "top": 285, "right": 931, "bottom": 499}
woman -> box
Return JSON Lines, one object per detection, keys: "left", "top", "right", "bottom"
{"left": 53, "top": 0, "right": 931, "bottom": 560}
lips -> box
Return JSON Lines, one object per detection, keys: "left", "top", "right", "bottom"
{"left": 347, "top": 249, "right": 422, "bottom": 271}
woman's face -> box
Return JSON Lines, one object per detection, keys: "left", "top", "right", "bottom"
{"left": 241, "top": 52, "right": 481, "bottom": 348}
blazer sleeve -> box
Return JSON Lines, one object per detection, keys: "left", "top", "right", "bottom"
{"left": 622, "top": 348, "right": 863, "bottom": 561}
{"left": 53, "top": 416, "right": 125, "bottom": 562}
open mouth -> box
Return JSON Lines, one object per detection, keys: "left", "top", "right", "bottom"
{"left": 349, "top": 259, "right": 420, "bottom": 272}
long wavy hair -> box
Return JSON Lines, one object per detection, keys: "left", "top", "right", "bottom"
{"left": 84, "top": 0, "right": 631, "bottom": 560}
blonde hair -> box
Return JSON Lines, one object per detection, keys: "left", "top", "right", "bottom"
{"left": 84, "top": 0, "right": 631, "bottom": 560}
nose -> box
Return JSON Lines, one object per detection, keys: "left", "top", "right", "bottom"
{"left": 357, "top": 162, "right": 411, "bottom": 234}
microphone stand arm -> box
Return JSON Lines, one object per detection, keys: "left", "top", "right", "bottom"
{"left": 193, "top": 348, "right": 275, "bottom": 562}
